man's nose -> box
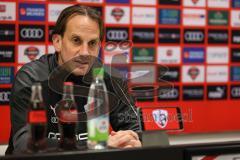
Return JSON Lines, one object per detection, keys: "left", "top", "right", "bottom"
{"left": 80, "top": 43, "right": 90, "bottom": 55}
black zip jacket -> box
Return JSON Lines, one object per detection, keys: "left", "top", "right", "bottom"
{"left": 6, "top": 53, "right": 140, "bottom": 154}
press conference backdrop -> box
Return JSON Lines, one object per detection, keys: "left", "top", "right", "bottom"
{"left": 0, "top": 0, "right": 240, "bottom": 144}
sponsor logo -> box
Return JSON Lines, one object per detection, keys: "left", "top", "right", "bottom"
{"left": 158, "top": 0, "right": 181, "bottom": 5}
{"left": 104, "top": 41, "right": 131, "bottom": 53}
{"left": 0, "top": 88, "right": 11, "bottom": 105}
{"left": 48, "top": 132, "right": 88, "bottom": 141}
{"left": 19, "top": 3, "right": 45, "bottom": 21}
{"left": 232, "top": 0, "right": 240, "bottom": 8}
{"left": 132, "top": 48, "right": 155, "bottom": 63}
{"left": 159, "top": 28, "right": 180, "bottom": 44}
{"left": 106, "top": 27, "right": 129, "bottom": 42}
{"left": 131, "top": 86, "right": 154, "bottom": 101}
{"left": 208, "top": 29, "right": 228, "bottom": 44}
{"left": 158, "top": 66, "right": 180, "bottom": 82}
{"left": 207, "top": 47, "right": 229, "bottom": 64}
{"left": 0, "top": 4, "right": 6, "bottom": 12}
{"left": 183, "top": 86, "right": 204, "bottom": 100}
{"left": 232, "top": 30, "right": 240, "bottom": 44}
{"left": 19, "top": 25, "right": 45, "bottom": 42}
{"left": 157, "top": 46, "right": 181, "bottom": 64}
{"left": 112, "top": 8, "right": 124, "bottom": 21}
{"left": 104, "top": 44, "right": 129, "bottom": 64}
{"left": 231, "top": 48, "right": 240, "bottom": 63}
{"left": 207, "top": 66, "right": 228, "bottom": 82}
{"left": 184, "top": 0, "right": 206, "bottom": 7}
{"left": 24, "top": 46, "right": 39, "bottom": 61}
{"left": 48, "top": 0, "right": 74, "bottom": 1}
{"left": 105, "top": 6, "right": 130, "bottom": 24}
{"left": 152, "top": 109, "right": 168, "bottom": 128}
{"left": 48, "top": 4, "right": 71, "bottom": 22}
{"left": 77, "top": 0, "right": 103, "bottom": 3}
{"left": 106, "top": 0, "right": 129, "bottom": 3}
{"left": 184, "top": 29, "right": 205, "bottom": 44}
{"left": 183, "top": 9, "right": 206, "bottom": 26}
{"left": 208, "top": 10, "right": 228, "bottom": 26}
{"left": 0, "top": 24, "right": 15, "bottom": 42}
{"left": 207, "top": 85, "right": 227, "bottom": 100}
{"left": 231, "top": 66, "right": 240, "bottom": 82}
{"left": 0, "top": 67, "right": 14, "bottom": 84}
{"left": 130, "top": 70, "right": 151, "bottom": 80}
{"left": 132, "top": 7, "right": 156, "bottom": 25}
{"left": 0, "top": 45, "right": 15, "bottom": 63}
{"left": 231, "top": 85, "right": 240, "bottom": 99}
{"left": 48, "top": 25, "right": 55, "bottom": 42}
{"left": 231, "top": 10, "right": 240, "bottom": 27}
{"left": 18, "top": 45, "right": 45, "bottom": 63}
{"left": 133, "top": 28, "right": 155, "bottom": 43}
{"left": 159, "top": 9, "right": 180, "bottom": 25}
{"left": 132, "top": 0, "right": 156, "bottom": 5}
{"left": 183, "top": 48, "right": 205, "bottom": 63}
{"left": 188, "top": 67, "right": 199, "bottom": 80}
{"left": 158, "top": 86, "right": 179, "bottom": 101}
{"left": 49, "top": 105, "right": 58, "bottom": 124}
{"left": 130, "top": 66, "right": 155, "bottom": 84}
{"left": 0, "top": 2, "right": 16, "bottom": 21}
{"left": 182, "top": 65, "right": 205, "bottom": 83}
{"left": 208, "top": 0, "right": 229, "bottom": 8}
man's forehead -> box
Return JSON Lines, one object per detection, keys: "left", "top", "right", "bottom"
{"left": 69, "top": 32, "right": 99, "bottom": 39}
{"left": 61, "top": 15, "right": 100, "bottom": 39}
{"left": 66, "top": 15, "right": 99, "bottom": 29}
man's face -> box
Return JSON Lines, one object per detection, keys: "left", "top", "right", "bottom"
{"left": 53, "top": 15, "right": 100, "bottom": 76}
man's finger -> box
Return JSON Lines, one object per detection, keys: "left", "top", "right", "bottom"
{"left": 126, "top": 130, "right": 139, "bottom": 140}
{"left": 129, "top": 139, "right": 142, "bottom": 147}
{"left": 112, "top": 134, "right": 133, "bottom": 147}
{"left": 112, "top": 130, "right": 139, "bottom": 140}
{"left": 110, "top": 131, "right": 117, "bottom": 136}
{"left": 110, "top": 131, "right": 135, "bottom": 141}
{"left": 123, "top": 145, "right": 133, "bottom": 148}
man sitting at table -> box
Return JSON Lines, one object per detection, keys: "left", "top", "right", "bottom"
{"left": 6, "top": 4, "right": 141, "bottom": 154}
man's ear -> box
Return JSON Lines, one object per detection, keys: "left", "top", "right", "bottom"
{"left": 52, "top": 34, "right": 62, "bottom": 52}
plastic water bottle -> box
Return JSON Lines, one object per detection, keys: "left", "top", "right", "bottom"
{"left": 87, "top": 68, "right": 109, "bottom": 149}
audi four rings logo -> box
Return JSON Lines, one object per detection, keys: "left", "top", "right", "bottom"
{"left": 231, "top": 87, "right": 240, "bottom": 97}
{"left": 185, "top": 31, "right": 204, "bottom": 42}
{"left": 20, "top": 28, "right": 44, "bottom": 39}
{"left": 107, "top": 30, "right": 128, "bottom": 40}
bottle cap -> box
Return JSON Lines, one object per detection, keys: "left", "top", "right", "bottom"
{"left": 64, "top": 82, "right": 74, "bottom": 86}
{"left": 31, "top": 82, "right": 41, "bottom": 90}
{"left": 93, "top": 67, "right": 104, "bottom": 78}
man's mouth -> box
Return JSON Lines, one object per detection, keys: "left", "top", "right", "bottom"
{"left": 72, "top": 56, "right": 96, "bottom": 70}
{"left": 74, "top": 58, "right": 89, "bottom": 64}
{"left": 74, "top": 61, "right": 89, "bottom": 68}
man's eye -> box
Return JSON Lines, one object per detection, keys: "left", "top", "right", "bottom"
{"left": 89, "top": 41, "right": 98, "bottom": 48}
{"left": 73, "top": 38, "right": 81, "bottom": 44}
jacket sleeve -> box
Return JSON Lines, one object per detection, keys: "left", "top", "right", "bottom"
{"left": 109, "top": 77, "right": 141, "bottom": 132}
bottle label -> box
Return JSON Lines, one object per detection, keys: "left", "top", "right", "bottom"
{"left": 59, "top": 109, "right": 78, "bottom": 123}
{"left": 88, "top": 115, "right": 109, "bottom": 141}
{"left": 29, "top": 110, "right": 47, "bottom": 123}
